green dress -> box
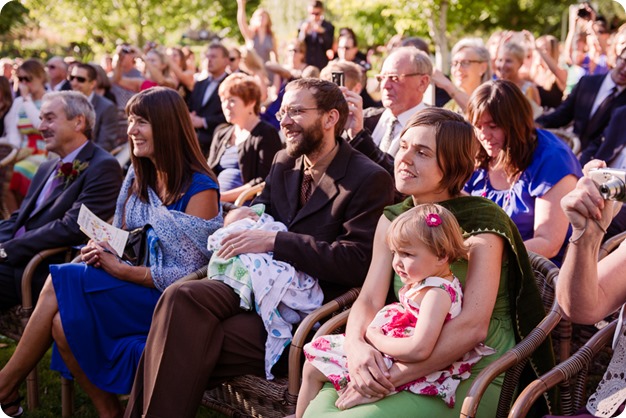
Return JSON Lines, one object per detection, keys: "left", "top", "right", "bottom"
{"left": 304, "top": 196, "right": 555, "bottom": 417}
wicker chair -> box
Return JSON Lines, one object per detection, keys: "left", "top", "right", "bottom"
{"left": 0, "top": 246, "right": 73, "bottom": 413}
{"left": 508, "top": 319, "right": 618, "bottom": 418}
{"left": 459, "top": 252, "right": 569, "bottom": 418}
{"left": 175, "top": 264, "right": 361, "bottom": 417}
{"left": 234, "top": 182, "right": 266, "bottom": 207}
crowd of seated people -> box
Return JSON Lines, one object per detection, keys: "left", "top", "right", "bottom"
{"left": 2, "top": 0, "right": 626, "bottom": 416}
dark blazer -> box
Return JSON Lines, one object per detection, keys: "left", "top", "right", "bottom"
{"left": 0, "top": 140, "right": 123, "bottom": 266}
{"left": 299, "top": 19, "right": 334, "bottom": 70}
{"left": 91, "top": 93, "right": 119, "bottom": 152}
{"left": 188, "top": 76, "right": 227, "bottom": 154}
{"left": 254, "top": 138, "right": 394, "bottom": 300}
{"left": 536, "top": 74, "right": 626, "bottom": 151}
{"left": 585, "top": 105, "right": 626, "bottom": 164}
{"left": 58, "top": 79, "right": 72, "bottom": 91}
{"left": 207, "top": 121, "right": 283, "bottom": 187}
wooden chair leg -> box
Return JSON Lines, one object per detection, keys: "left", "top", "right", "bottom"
{"left": 61, "top": 377, "right": 74, "bottom": 418}
{"left": 25, "top": 367, "right": 39, "bottom": 410}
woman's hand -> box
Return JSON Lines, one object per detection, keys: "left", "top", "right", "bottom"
{"left": 561, "top": 160, "right": 621, "bottom": 232}
{"left": 343, "top": 337, "right": 394, "bottom": 398}
{"left": 81, "top": 240, "right": 124, "bottom": 276}
{"left": 18, "top": 82, "right": 30, "bottom": 99}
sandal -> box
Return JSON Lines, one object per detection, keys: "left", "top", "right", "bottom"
{"left": 1, "top": 395, "right": 23, "bottom": 417}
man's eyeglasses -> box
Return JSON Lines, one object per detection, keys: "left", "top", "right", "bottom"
{"left": 275, "top": 107, "right": 319, "bottom": 121}
{"left": 69, "top": 75, "right": 88, "bottom": 83}
{"left": 374, "top": 73, "right": 424, "bottom": 83}
{"left": 17, "top": 76, "right": 31, "bottom": 83}
{"left": 451, "top": 60, "right": 484, "bottom": 68}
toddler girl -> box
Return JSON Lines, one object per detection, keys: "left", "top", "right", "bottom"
{"left": 296, "top": 203, "right": 495, "bottom": 416}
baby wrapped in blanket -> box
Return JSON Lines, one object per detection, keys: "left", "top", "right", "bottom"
{"left": 207, "top": 204, "right": 324, "bottom": 379}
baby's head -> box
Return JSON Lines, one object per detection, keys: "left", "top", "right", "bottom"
{"left": 224, "top": 207, "right": 260, "bottom": 226}
{"left": 387, "top": 204, "right": 468, "bottom": 280}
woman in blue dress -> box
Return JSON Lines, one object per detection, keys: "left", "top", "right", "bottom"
{"left": 465, "top": 79, "right": 583, "bottom": 265}
{"left": 0, "top": 87, "right": 222, "bottom": 417}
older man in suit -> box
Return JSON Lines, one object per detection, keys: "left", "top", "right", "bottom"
{"left": 124, "top": 78, "right": 394, "bottom": 418}
{"left": 536, "top": 48, "right": 626, "bottom": 162}
{"left": 0, "top": 91, "right": 122, "bottom": 310}
{"left": 70, "top": 63, "right": 119, "bottom": 151}
{"left": 188, "top": 42, "right": 229, "bottom": 155}
{"left": 358, "top": 47, "right": 432, "bottom": 158}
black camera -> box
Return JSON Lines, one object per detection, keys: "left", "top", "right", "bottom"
{"left": 589, "top": 168, "right": 626, "bottom": 202}
{"left": 331, "top": 71, "right": 345, "bottom": 87}
{"left": 577, "top": 5, "right": 591, "bottom": 19}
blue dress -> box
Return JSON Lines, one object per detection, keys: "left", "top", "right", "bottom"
{"left": 50, "top": 172, "right": 220, "bottom": 394}
{"left": 464, "top": 129, "right": 583, "bottom": 265}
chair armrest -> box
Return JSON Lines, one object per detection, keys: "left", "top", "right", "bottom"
{"left": 234, "top": 182, "right": 265, "bottom": 207}
{"left": 21, "top": 247, "right": 72, "bottom": 313}
{"left": 287, "top": 287, "right": 361, "bottom": 401}
{"left": 460, "top": 300, "right": 563, "bottom": 418}
{"left": 313, "top": 309, "right": 351, "bottom": 339}
{"left": 177, "top": 265, "right": 208, "bottom": 283}
{"left": 598, "top": 231, "right": 626, "bottom": 261}
{"left": 508, "top": 319, "right": 618, "bottom": 418}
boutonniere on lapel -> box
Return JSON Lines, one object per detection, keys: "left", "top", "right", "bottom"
{"left": 55, "top": 159, "right": 89, "bottom": 189}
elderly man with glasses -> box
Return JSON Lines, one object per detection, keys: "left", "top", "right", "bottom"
{"left": 46, "top": 56, "right": 71, "bottom": 92}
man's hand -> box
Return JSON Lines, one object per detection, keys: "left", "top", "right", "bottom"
{"left": 216, "top": 229, "right": 277, "bottom": 259}
{"left": 341, "top": 87, "right": 364, "bottom": 139}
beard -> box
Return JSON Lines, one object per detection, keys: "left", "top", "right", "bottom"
{"left": 284, "top": 118, "right": 325, "bottom": 158}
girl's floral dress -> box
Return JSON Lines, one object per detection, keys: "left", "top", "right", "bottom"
{"left": 303, "top": 276, "right": 496, "bottom": 408}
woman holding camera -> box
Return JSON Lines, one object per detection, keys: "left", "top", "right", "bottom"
{"left": 465, "top": 80, "right": 582, "bottom": 265}
{"left": 112, "top": 46, "right": 176, "bottom": 92}
{"left": 542, "top": 160, "right": 626, "bottom": 418}
{"left": 0, "top": 88, "right": 222, "bottom": 418}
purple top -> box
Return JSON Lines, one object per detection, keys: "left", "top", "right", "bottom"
{"left": 464, "top": 129, "right": 583, "bottom": 265}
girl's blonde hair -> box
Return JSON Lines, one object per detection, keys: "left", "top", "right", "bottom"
{"left": 387, "top": 203, "right": 468, "bottom": 262}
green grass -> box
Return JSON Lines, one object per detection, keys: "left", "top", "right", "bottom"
{"left": 0, "top": 336, "right": 225, "bottom": 417}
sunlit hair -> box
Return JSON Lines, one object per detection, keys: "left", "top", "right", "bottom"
{"left": 499, "top": 42, "right": 525, "bottom": 65}
{"left": 43, "top": 91, "right": 95, "bottom": 136}
{"left": 285, "top": 78, "right": 348, "bottom": 137}
{"left": 251, "top": 8, "right": 274, "bottom": 38}
{"left": 168, "top": 47, "right": 187, "bottom": 72}
{"left": 0, "top": 76, "right": 12, "bottom": 115}
{"left": 19, "top": 59, "right": 47, "bottom": 84}
{"left": 451, "top": 38, "right": 492, "bottom": 83}
{"left": 399, "top": 108, "right": 477, "bottom": 197}
{"left": 387, "top": 203, "right": 468, "bottom": 262}
{"left": 219, "top": 73, "right": 262, "bottom": 115}
{"left": 319, "top": 61, "right": 363, "bottom": 91}
{"left": 466, "top": 79, "right": 536, "bottom": 180}
{"left": 239, "top": 47, "right": 267, "bottom": 81}
{"left": 388, "top": 46, "right": 433, "bottom": 76}
{"left": 146, "top": 49, "right": 171, "bottom": 77}
{"left": 125, "top": 87, "right": 216, "bottom": 205}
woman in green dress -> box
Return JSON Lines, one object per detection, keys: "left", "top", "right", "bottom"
{"left": 302, "top": 108, "right": 554, "bottom": 417}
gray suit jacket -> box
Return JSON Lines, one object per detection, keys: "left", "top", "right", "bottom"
{"left": 91, "top": 94, "right": 119, "bottom": 152}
